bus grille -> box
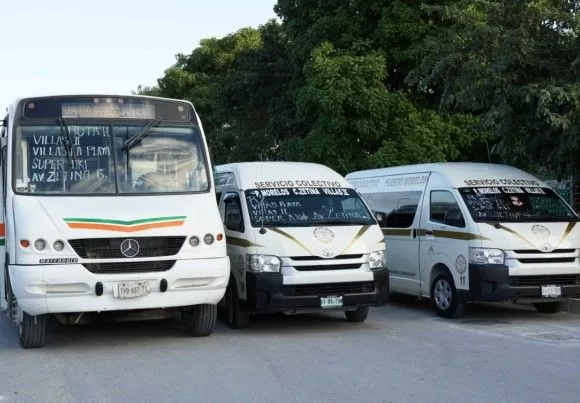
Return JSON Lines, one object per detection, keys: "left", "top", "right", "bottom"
{"left": 82, "top": 260, "right": 175, "bottom": 274}
{"left": 69, "top": 237, "right": 186, "bottom": 259}
{"left": 283, "top": 281, "right": 374, "bottom": 297}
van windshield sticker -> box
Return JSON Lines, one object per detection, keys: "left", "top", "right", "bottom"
{"left": 244, "top": 187, "right": 375, "bottom": 227}
{"left": 463, "top": 178, "right": 541, "bottom": 187}
{"left": 253, "top": 180, "right": 342, "bottom": 189}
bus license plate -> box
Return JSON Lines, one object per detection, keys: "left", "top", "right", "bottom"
{"left": 117, "top": 281, "right": 151, "bottom": 299}
{"left": 541, "top": 285, "right": 561, "bottom": 298}
{"left": 321, "top": 296, "right": 343, "bottom": 309}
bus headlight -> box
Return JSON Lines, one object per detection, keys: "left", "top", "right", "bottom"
{"left": 367, "top": 250, "right": 386, "bottom": 270}
{"left": 34, "top": 238, "right": 47, "bottom": 251}
{"left": 53, "top": 240, "right": 65, "bottom": 252}
{"left": 469, "top": 248, "right": 504, "bottom": 265}
{"left": 247, "top": 254, "right": 281, "bottom": 273}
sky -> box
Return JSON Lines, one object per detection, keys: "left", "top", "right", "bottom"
{"left": 1, "top": 0, "right": 277, "bottom": 112}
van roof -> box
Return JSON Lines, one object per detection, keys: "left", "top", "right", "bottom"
{"left": 215, "top": 161, "right": 352, "bottom": 190}
{"left": 346, "top": 162, "right": 547, "bottom": 189}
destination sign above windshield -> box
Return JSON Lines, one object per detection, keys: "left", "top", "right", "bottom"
{"left": 18, "top": 96, "right": 193, "bottom": 122}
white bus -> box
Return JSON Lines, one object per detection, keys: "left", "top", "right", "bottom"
{"left": 0, "top": 94, "right": 229, "bottom": 348}
{"left": 347, "top": 163, "right": 580, "bottom": 318}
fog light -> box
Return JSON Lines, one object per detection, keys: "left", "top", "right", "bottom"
{"left": 34, "top": 238, "right": 47, "bottom": 251}
{"left": 189, "top": 236, "right": 200, "bottom": 247}
{"left": 203, "top": 233, "right": 214, "bottom": 245}
{"left": 53, "top": 240, "right": 65, "bottom": 251}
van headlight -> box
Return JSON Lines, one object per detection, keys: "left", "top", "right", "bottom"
{"left": 367, "top": 250, "right": 386, "bottom": 270}
{"left": 469, "top": 248, "right": 504, "bottom": 265}
{"left": 247, "top": 254, "right": 281, "bottom": 273}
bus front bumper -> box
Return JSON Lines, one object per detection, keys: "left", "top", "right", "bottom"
{"left": 8, "top": 257, "right": 230, "bottom": 316}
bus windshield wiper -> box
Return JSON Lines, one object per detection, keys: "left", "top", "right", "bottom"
{"left": 122, "top": 118, "right": 162, "bottom": 151}
{"left": 58, "top": 117, "right": 78, "bottom": 168}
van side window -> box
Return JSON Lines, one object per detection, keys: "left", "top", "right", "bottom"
{"left": 224, "top": 193, "right": 244, "bottom": 232}
{"left": 361, "top": 191, "right": 422, "bottom": 228}
{"left": 430, "top": 190, "right": 465, "bottom": 227}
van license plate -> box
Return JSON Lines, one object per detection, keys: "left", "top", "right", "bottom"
{"left": 541, "top": 285, "right": 561, "bottom": 298}
{"left": 321, "top": 296, "right": 343, "bottom": 309}
{"left": 117, "top": 281, "right": 151, "bottom": 299}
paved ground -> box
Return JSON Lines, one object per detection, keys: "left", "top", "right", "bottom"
{"left": 1, "top": 296, "right": 579, "bottom": 403}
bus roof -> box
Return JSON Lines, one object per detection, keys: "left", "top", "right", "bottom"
{"left": 346, "top": 162, "right": 548, "bottom": 189}
{"left": 215, "top": 161, "right": 352, "bottom": 190}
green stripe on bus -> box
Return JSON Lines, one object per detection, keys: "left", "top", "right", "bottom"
{"left": 64, "top": 216, "right": 186, "bottom": 226}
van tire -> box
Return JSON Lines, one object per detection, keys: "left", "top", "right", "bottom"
{"left": 533, "top": 302, "right": 561, "bottom": 314}
{"left": 225, "top": 279, "right": 249, "bottom": 329}
{"left": 431, "top": 272, "right": 466, "bottom": 319}
{"left": 181, "top": 304, "right": 217, "bottom": 337}
{"left": 345, "top": 306, "right": 369, "bottom": 322}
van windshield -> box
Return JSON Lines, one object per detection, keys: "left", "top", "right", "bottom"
{"left": 458, "top": 187, "right": 578, "bottom": 222}
{"left": 244, "top": 187, "right": 375, "bottom": 227}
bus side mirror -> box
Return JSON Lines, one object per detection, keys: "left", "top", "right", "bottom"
{"left": 223, "top": 193, "right": 237, "bottom": 204}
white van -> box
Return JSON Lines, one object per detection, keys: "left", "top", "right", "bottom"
{"left": 214, "top": 162, "right": 388, "bottom": 328}
{"left": 346, "top": 163, "right": 580, "bottom": 318}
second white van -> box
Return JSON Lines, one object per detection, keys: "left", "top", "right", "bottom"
{"left": 347, "top": 163, "right": 580, "bottom": 318}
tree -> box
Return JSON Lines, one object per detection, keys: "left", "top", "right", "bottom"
{"left": 409, "top": 0, "right": 580, "bottom": 179}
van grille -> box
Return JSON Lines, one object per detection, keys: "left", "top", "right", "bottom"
{"left": 293, "top": 264, "right": 362, "bottom": 271}
{"left": 513, "top": 249, "right": 575, "bottom": 254}
{"left": 283, "top": 281, "right": 374, "bottom": 297}
{"left": 509, "top": 275, "right": 580, "bottom": 287}
{"left": 290, "top": 254, "right": 363, "bottom": 261}
{"left": 516, "top": 258, "right": 576, "bottom": 264}
{"left": 69, "top": 237, "right": 185, "bottom": 259}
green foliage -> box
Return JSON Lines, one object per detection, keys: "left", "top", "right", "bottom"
{"left": 409, "top": 0, "right": 580, "bottom": 177}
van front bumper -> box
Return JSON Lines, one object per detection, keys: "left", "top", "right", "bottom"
{"left": 457, "top": 264, "right": 580, "bottom": 303}
{"left": 242, "top": 269, "right": 389, "bottom": 314}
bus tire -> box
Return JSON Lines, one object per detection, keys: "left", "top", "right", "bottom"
{"left": 225, "top": 279, "right": 249, "bottom": 329}
{"left": 345, "top": 306, "right": 369, "bottom": 323}
{"left": 431, "top": 271, "right": 466, "bottom": 319}
{"left": 533, "top": 302, "right": 561, "bottom": 314}
{"left": 19, "top": 312, "right": 48, "bottom": 349}
{"left": 181, "top": 304, "right": 217, "bottom": 337}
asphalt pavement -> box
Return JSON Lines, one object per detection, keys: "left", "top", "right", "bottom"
{"left": 1, "top": 296, "right": 579, "bottom": 403}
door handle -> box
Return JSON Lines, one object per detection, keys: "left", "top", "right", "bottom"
{"left": 412, "top": 229, "right": 417, "bottom": 239}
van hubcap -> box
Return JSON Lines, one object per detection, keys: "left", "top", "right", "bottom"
{"left": 434, "top": 279, "right": 452, "bottom": 310}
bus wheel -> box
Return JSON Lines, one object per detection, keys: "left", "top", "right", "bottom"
{"left": 225, "top": 280, "right": 249, "bottom": 329}
{"left": 345, "top": 306, "right": 369, "bottom": 323}
{"left": 10, "top": 292, "right": 47, "bottom": 348}
{"left": 181, "top": 304, "right": 217, "bottom": 337}
{"left": 431, "top": 272, "right": 466, "bottom": 319}
{"left": 533, "top": 302, "right": 561, "bottom": 314}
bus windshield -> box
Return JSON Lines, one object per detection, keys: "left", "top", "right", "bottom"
{"left": 13, "top": 123, "right": 209, "bottom": 194}
{"left": 458, "top": 186, "right": 578, "bottom": 222}
{"left": 244, "top": 187, "right": 375, "bottom": 227}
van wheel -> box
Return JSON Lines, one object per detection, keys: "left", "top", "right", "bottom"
{"left": 225, "top": 279, "right": 249, "bottom": 329}
{"left": 533, "top": 302, "right": 561, "bottom": 314}
{"left": 181, "top": 304, "right": 217, "bottom": 337}
{"left": 431, "top": 272, "right": 466, "bottom": 319}
{"left": 345, "top": 306, "right": 369, "bottom": 323}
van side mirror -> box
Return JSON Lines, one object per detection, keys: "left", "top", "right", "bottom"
{"left": 225, "top": 213, "right": 243, "bottom": 232}
{"left": 374, "top": 211, "right": 386, "bottom": 226}
{"left": 223, "top": 193, "right": 237, "bottom": 204}
{"left": 444, "top": 208, "right": 464, "bottom": 227}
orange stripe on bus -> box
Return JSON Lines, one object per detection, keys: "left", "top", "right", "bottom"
{"left": 0, "top": 223, "right": 5, "bottom": 237}
{"left": 67, "top": 221, "right": 185, "bottom": 232}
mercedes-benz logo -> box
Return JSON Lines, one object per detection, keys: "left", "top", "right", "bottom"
{"left": 120, "top": 239, "right": 140, "bottom": 258}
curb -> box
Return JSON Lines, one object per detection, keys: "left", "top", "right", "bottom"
{"left": 559, "top": 299, "right": 580, "bottom": 314}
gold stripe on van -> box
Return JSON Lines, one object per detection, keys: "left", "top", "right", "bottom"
{"left": 341, "top": 225, "right": 372, "bottom": 253}
{"left": 226, "top": 236, "right": 263, "bottom": 248}
{"left": 486, "top": 223, "right": 536, "bottom": 248}
{"left": 558, "top": 221, "right": 577, "bottom": 245}
{"left": 269, "top": 227, "right": 313, "bottom": 254}
{"left": 382, "top": 228, "right": 412, "bottom": 237}
{"left": 418, "top": 229, "right": 490, "bottom": 241}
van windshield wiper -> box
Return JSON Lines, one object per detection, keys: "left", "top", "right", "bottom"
{"left": 122, "top": 118, "right": 162, "bottom": 151}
